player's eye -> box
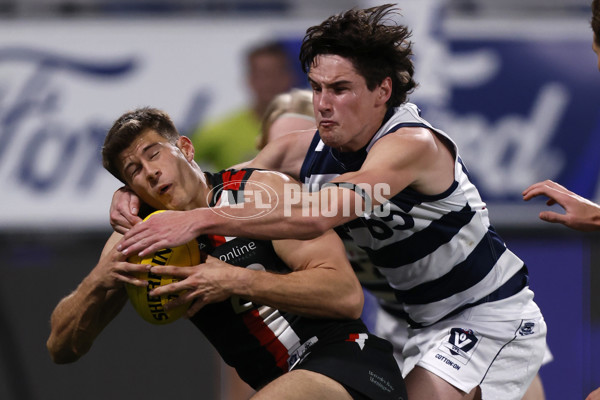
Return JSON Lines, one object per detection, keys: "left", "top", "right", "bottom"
{"left": 128, "top": 166, "right": 141, "bottom": 179}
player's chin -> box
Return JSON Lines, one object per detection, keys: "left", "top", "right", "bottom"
{"left": 318, "top": 132, "right": 342, "bottom": 148}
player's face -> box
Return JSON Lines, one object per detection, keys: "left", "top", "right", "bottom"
{"left": 308, "top": 54, "right": 390, "bottom": 152}
{"left": 119, "top": 130, "right": 202, "bottom": 211}
{"left": 593, "top": 36, "right": 600, "bottom": 71}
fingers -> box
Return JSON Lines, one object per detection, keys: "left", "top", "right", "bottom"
{"left": 119, "top": 237, "right": 168, "bottom": 258}
{"left": 522, "top": 180, "right": 557, "bottom": 197}
{"left": 538, "top": 211, "right": 566, "bottom": 225}
{"left": 186, "top": 300, "right": 205, "bottom": 318}
{"left": 522, "top": 181, "right": 570, "bottom": 210}
{"left": 117, "top": 274, "right": 148, "bottom": 287}
{"left": 110, "top": 187, "right": 143, "bottom": 233}
{"left": 118, "top": 224, "right": 161, "bottom": 257}
{"left": 117, "top": 210, "right": 199, "bottom": 258}
{"left": 149, "top": 280, "right": 186, "bottom": 298}
{"left": 150, "top": 265, "right": 193, "bottom": 279}
{"left": 116, "top": 262, "right": 151, "bottom": 286}
{"left": 129, "top": 193, "right": 141, "bottom": 219}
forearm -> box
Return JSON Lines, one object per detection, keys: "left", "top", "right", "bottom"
{"left": 230, "top": 266, "right": 363, "bottom": 319}
{"left": 47, "top": 277, "right": 127, "bottom": 364}
{"left": 197, "top": 191, "right": 349, "bottom": 240}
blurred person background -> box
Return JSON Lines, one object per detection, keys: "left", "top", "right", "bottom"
{"left": 1, "top": 1, "right": 599, "bottom": 399}
{"left": 190, "top": 39, "right": 297, "bottom": 171}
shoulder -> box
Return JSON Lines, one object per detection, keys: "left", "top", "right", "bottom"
{"left": 371, "top": 125, "right": 438, "bottom": 156}
{"left": 248, "top": 131, "right": 314, "bottom": 178}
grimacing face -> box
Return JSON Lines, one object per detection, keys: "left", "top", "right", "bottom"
{"left": 308, "top": 54, "right": 390, "bottom": 152}
{"left": 118, "top": 130, "right": 203, "bottom": 211}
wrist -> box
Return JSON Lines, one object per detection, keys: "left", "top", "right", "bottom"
{"left": 81, "top": 270, "right": 114, "bottom": 298}
{"left": 229, "top": 266, "right": 255, "bottom": 298}
{"left": 190, "top": 207, "right": 214, "bottom": 236}
{"left": 592, "top": 207, "right": 600, "bottom": 230}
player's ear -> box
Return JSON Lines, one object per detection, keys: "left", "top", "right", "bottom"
{"left": 376, "top": 77, "right": 392, "bottom": 106}
{"left": 177, "top": 136, "right": 195, "bottom": 162}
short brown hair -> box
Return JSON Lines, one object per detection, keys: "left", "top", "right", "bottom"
{"left": 258, "top": 89, "right": 314, "bottom": 150}
{"left": 102, "top": 107, "right": 179, "bottom": 183}
{"left": 299, "top": 4, "right": 417, "bottom": 108}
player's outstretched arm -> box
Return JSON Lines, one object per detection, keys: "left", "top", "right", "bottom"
{"left": 149, "top": 230, "right": 364, "bottom": 319}
{"left": 117, "top": 170, "right": 355, "bottom": 257}
{"left": 46, "top": 232, "right": 149, "bottom": 363}
{"left": 523, "top": 180, "right": 600, "bottom": 231}
{"left": 117, "top": 130, "right": 437, "bottom": 258}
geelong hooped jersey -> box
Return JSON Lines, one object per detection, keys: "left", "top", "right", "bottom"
{"left": 189, "top": 168, "right": 367, "bottom": 390}
{"left": 300, "top": 104, "right": 528, "bottom": 328}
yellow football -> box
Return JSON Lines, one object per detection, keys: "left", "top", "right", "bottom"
{"left": 126, "top": 211, "right": 200, "bottom": 325}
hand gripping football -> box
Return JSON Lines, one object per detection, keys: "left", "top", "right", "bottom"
{"left": 126, "top": 211, "right": 201, "bottom": 325}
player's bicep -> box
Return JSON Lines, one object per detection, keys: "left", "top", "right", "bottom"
{"left": 272, "top": 230, "right": 353, "bottom": 273}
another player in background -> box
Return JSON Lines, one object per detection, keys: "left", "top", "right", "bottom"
{"left": 524, "top": 1, "right": 600, "bottom": 399}
{"left": 47, "top": 107, "right": 407, "bottom": 400}
{"left": 113, "top": 6, "right": 548, "bottom": 399}
{"left": 191, "top": 40, "right": 295, "bottom": 171}
{"left": 523, "top": 0, "right": 600, "bottom": 232}
{"left": 256, "top": 88, "right": 315, "bottom": 150}
{"left": 523, "top": 180, "right": 600, "bottom": 231}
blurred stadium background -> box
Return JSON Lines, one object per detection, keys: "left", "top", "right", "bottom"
{"left": 0, "top": 0, "right": 598, "bottom": 398}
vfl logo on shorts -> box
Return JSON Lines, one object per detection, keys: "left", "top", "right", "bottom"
{"left": 438, "top": 328, "right": 479, "bottom": 365}
{"left": 519, "top": 321, "right": 536, "bottom": 336}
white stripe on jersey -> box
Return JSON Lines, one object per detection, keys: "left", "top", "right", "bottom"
{"left": 256, "top": 305, "right": 303, "bottom": 360}
{"left": 402, "top": 248, "right": 525, "bottom": 326}
{"left": 376, "top": 220, "right": 488, "bottom": 291}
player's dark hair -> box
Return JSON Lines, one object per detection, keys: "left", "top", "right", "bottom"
{"left": 592, "top": 0, "right": 600, "bottom": 46}
{"left": 102, "top": 107, "right": 179, "bottom": 183}
{"left": 299, "top": 3, "right": 416, "bottom": 108}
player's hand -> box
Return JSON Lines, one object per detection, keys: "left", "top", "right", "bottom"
{"left": 147, "top": 255, "right": 237, "bottom": 317}
{"left": 522, "top": 180, "right": 600, "bottom": 232}
{"left": 89, "top": 242, "right": 150, "bottom": 290}
{"left": 109, "top": 186, "right": 143, "bottom": 234}
{"left": 586, "top": 387, "right": 600, "bottom": 400}
{"left": 118, "top": 209, "right": 200, "bottom": 257}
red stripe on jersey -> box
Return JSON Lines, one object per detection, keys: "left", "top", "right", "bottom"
{"left": 221, "top": 170, "right": 248, "bottom": 191}
{"left": 242, "top": 309, "right": 289, "bottom": 373}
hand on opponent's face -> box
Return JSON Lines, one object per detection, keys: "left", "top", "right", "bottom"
{"left": 109, "top": 186, "right": 143, "bottom": 234}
